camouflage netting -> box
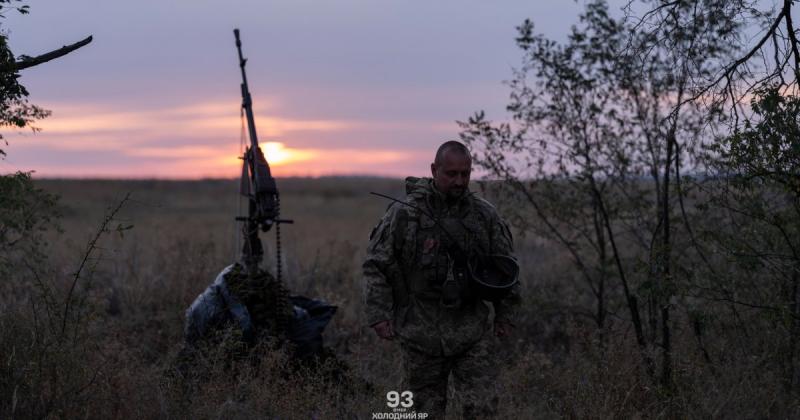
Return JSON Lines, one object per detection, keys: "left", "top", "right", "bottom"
{"left": 181, "top": 263, "right": 337, "bottom": 368}
{"left": 224, "top": 263, "right": 291, "bottom": 340}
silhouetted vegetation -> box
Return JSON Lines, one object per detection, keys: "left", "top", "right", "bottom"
{"left": 459, "top": 0, "right": 800, "bottom": 416}
{"left": 2, "top": 0, "right": 800, "bottom": 418}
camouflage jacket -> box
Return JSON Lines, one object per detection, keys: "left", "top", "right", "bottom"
{"left": 363, "top": 177, "right": 520, "bottom": 356}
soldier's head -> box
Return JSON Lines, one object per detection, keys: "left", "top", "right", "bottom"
{"left": 431, "top": 140, "right": 472, "bottom": 199}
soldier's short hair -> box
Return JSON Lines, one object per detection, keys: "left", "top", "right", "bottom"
{"left": 434, "top": 140, "right": 471, "bottom": 166}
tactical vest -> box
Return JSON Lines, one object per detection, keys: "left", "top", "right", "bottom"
{"left": 397, "top": 197, "right": 492, "bottom": 309}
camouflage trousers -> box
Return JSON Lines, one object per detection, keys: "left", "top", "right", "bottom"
{"left": 402, "top": 337, "right": 498, "bottom": 419}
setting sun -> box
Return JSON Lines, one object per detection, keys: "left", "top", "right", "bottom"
{"left": 261, "top": 141, "right": 317, "bottom": 166}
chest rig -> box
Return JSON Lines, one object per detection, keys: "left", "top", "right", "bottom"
{"left": 400, "top": 196, "right": 490, "bottom": 309}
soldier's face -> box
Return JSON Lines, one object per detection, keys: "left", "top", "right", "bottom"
{"left": 431, "top": 151, "right": 471, "bottom": 199}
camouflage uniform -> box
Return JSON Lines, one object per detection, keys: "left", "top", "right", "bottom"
{"left": 364, "top": 177, "right": 520, "bottom": 418}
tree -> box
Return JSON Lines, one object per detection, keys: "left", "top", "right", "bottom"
{"left": 630, "top": 0, "right": 800, "bottom": 395}
{"left": 0, "top": 0, "right": 95, "bottom": 276}
{"left": 459, "top": 0, "right": 730, "bottom": 387}
{"left": 0, "top": 0, "right": 92, "bottom": 157}
{"left": 0, "top": 3, "right": 104, "bottom": 417}
{"left": 0, "top": 0, "right": 94, "bottom": 263}
{"left": 627, "top": 0, "right": 800, "bottom": 124}
{"left": 689, "top": 86, "right": 800, "bottom": 391}
{"left": 0, "top": 1, "right": 48, "bottom": 157}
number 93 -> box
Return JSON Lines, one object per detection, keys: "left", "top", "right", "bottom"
{"left": 386, "top": 390, "right": 414, "bottom": 408}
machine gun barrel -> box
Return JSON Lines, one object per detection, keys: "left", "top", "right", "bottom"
{"left": 234, "top": 28, "right": 262, "bottom": 158}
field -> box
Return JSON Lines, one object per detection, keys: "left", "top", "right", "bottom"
{"left": 1, "top": 177, "right": 797, "bottom": 419}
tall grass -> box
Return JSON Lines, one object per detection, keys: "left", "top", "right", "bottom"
{"left": 0, "top": 177, "right": 796, "bottom": 419}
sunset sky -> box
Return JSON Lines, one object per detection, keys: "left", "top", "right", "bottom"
{"left": 0, "top": 0, "right": 612, "bottom": 178}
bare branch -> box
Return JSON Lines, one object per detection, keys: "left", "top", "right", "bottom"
{"left": 684, "top": 6, "right": 787, "bottom": 105}
{"left": 7, "top": 35, "right": 93, "bottom": 72}
{"left": 783, "top": 0, "right": 800, "bottom": 78}
{"left": 61, "top": 192, "right": 129, "bottom": 338}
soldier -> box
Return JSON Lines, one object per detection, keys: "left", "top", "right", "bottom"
{"left": 363, "top": 140, "right": 521, "bottom": 418}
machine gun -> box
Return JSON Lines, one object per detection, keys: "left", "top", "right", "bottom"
{"left": 180, "top": 30, "right": 336, "bottom": 363}
{"left": 233, "top": 28, "right": 293, "bottom": 278}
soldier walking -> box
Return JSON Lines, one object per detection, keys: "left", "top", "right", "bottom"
{"left": 363, "top": 140, "right": 521, "bottom": 419}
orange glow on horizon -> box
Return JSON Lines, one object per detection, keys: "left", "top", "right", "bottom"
{"left": 3, "top": 99, "right": 446, "bottom": 179}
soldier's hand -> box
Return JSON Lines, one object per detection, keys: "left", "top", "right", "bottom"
{"left": 371, "top": 320, "right": 395, "bottom": 340}
{"left": 494, "top": 321, "right": 513, "bottom": 338}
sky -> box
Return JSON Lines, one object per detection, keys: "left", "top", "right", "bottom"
{"left": 0, "top": 0, "right": 608, "bottom": 178}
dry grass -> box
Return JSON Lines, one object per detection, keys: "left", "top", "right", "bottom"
{"left": 0, "top": 177, "right": 797, "bottom": 419}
